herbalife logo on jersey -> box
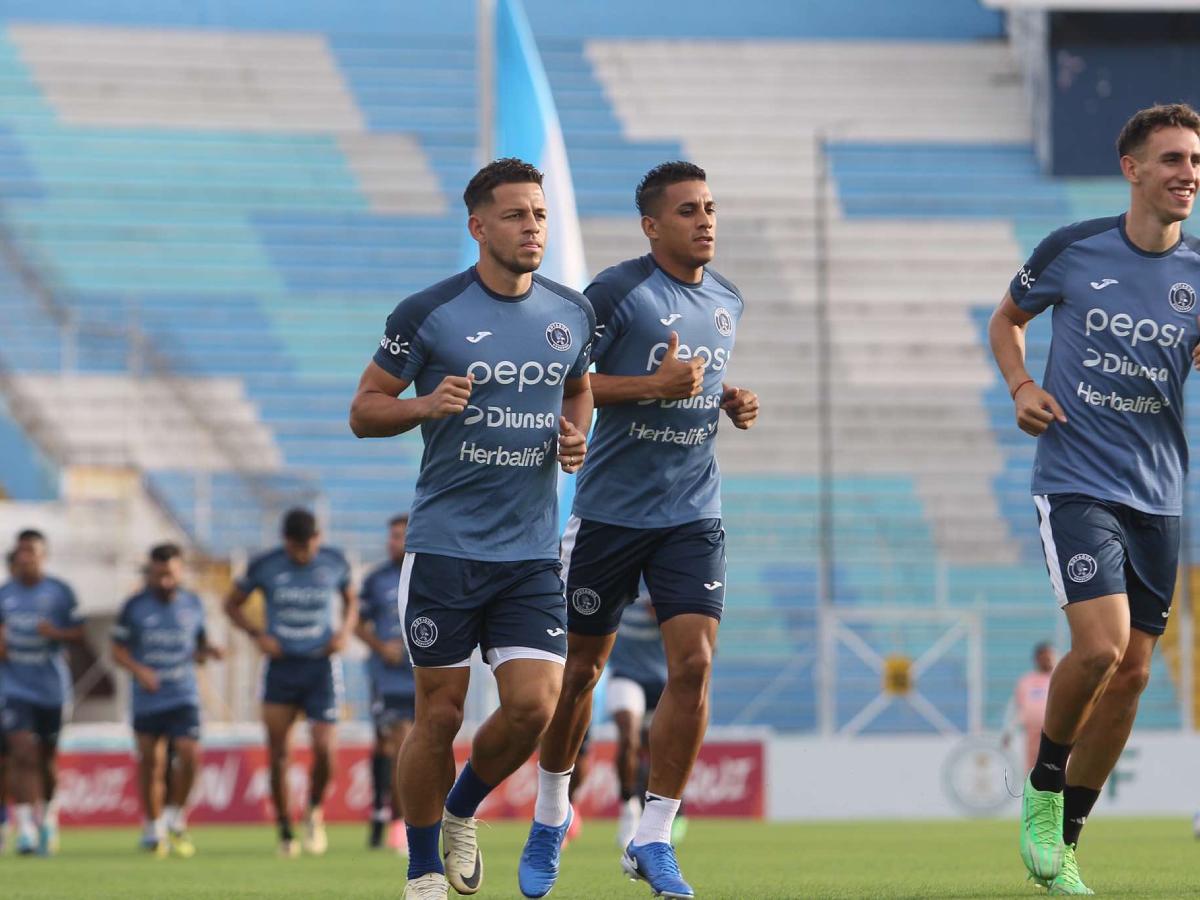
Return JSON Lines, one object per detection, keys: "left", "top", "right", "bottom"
{"left": 1076, "top": 382, "right": 1165, "bottom": 415}
{"left": 459, "top": 437, "right": 554, "bottom": 468}
{"left": 628, "top": 421, "right": 716, "bottom": 446}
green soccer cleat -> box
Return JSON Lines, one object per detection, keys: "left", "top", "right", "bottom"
{"left": 1020, "top": 775, "right": 1065, "bottom": 881}
{"left": 1047, "top": 844, "right": 1093, "bottom": 895}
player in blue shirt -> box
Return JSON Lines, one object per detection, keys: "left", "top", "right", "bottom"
{"left": 0, "top": 549, "right": 13, "bottom": 854}
{"left": 0, "top": 529, "right": 83, "bottom": 856}
{"left": 112, "top": 543, "right": 221, "bottom": 858}
{"left": 989, "top": 103, "right": 1200, "bottom": 895}
{"left": 355, "top": 514, "right": 414, "bottom": 853}
{"left": 224, "top": 508, "right": 357, "bottom": 859}
{"left": 349, "top": 158, "right": 594, "bottom": 900}
{"left": 520, "top": 162, "right": 759, "bottom": 900}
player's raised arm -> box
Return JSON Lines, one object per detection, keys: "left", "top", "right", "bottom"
{"left": 349, "top": 362, "right": 472, "bottom": 438}
{"left": 590, "top": 331, "right": 705, "bottom": 406}
{"left": 988, "top": 291, "right": 1067, "bottom": 437}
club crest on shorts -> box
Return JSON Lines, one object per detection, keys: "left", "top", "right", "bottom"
{"left": 714, "top": 307, "right": 733, "bottom": 337}
{"left": 1067, "top": 553, "right": 1098, "bottom": 584}
{"left": 546, "top": 322, "right": 573, "bottom": 351}
{"left": 571, "top": 587, "right": 601, "bottom": 615}
{"left": 1169, "top": 282, "right": 1196, "bottom": 313}
{"left": 409, "top": 616, "right": 438, "bottom": 648}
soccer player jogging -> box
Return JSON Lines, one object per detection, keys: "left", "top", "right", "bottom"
{"left": 988, "top": 103, "right": 1200, "bottom": 895}
{"left": 349, "top": 158, "right": 594, "bottom": 900}
{"left": 518, "top": 161, "right": 759, "bottom": 900}
{"left": 0, "top": 529, "right": 83, "bottom": 856}
{"left": 111, "top": 543, "right": 222, "bottom": 858}
{"left": 356, "top": 514, "right": 415, "bottom": 853}
{"left": 224, "top": 509, "right": 357, "bottom": 858}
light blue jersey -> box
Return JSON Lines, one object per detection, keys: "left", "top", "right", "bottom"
{"left": 359, "top": 560, "right": 414, "bottom": 697}
{"left": 112, "top": 588, "right": 206, "bottom": 716}
{"left": 372, "top": 266, "right": 594, "bottom": 562}
{"left": 1011, "top": 214, "right": 1200, "bottom": 514}
{"left": 0, "top": 575, "right": 81, "bottom": 707}
{"left": 573, "top": 255, "right": 743, "bottom": 528}
{"left": 607, "top": 589, "right": 667, "bottom": 686}
{"left": 236, "top": 547, "right": 351, "bottom": 658}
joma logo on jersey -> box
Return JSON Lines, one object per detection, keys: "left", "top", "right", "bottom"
{"left": 645, "top": 342, "right": 730, "bottom": 373}
{"left": 1084, "top": 308, "right": 1188, "bottom": 349}
{"left": 466, "top": 359, "right": 568, "bottom": 392}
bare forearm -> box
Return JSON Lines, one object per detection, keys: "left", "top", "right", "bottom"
{"left": 562, "top": 387, "right": 594, "bottom": 434}
{"left": 988, "top": 310, "right": 1033, "bottom": 394}
{"left": 224, "top": 600, "right": 259, "bottom": 636}
{"left": 111, "top": 644, "right": 147, "bottom": 678}
{"left": 350, "top": 391, "right": 431, "bottom": 438}
{"left": 589, "top": 373, "right": 664, "bottom": 406}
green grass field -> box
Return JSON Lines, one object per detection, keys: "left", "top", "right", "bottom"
{"left": 2, "top": 818, "right": 1198, "bottom": 898}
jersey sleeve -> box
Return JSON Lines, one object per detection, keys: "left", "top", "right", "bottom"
{"left": 59, "top": 583, "right": 83, "bottom": 628}
{"left": 373, "top": 295, "right": 434, "bottom": 382}
{"left": 1009, "top": 229, "right": 1072, "bottom": 315}
{"left": 111, "top": 600, "right": 134, "bottom": 646}
{"left": 235, "top": 556, "right": 265, "bottom": 595}
{"left": 358, "top": 573, "right": 377, "bottom": 622}
{"left": 583, "top": 278, "right": 626, "bottom": 366}
{"left": 568, "top": 297, "right": 597, "bottom": 378}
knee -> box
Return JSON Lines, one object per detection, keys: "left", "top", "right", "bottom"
{"left": 502, "top": 691, "right": 557, "bottom": 738}
{"left": 1107, "top": 659, "right": 1152, "bottom": 699}
{"left": 561, "top": 656, "right": 605, "bottom": 698}
{"left": 1075, "top": 642, "right": 1124, "bottom": 683}
{"left": 267, "top": 741, "right": 290, "bottom": 766}
{"left": 670, "top": 646, "right": 714, "bottom": 695}
{"left": 419, "top": 698, "right": 465, "bottom": 745}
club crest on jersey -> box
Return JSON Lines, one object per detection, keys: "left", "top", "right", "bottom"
{"left": 1169, "top": 282, "right": 1196, "bottom": 313}
{"left": 714, "top": 307, "right": 733, "bottom": 337}
{"left": 571, "top": 587, "right": 601, "bottom": 616}
{"left": 1067, "top": 554, "right": 1097, "bottom": 584}
{"left": 546, "top": 322, "right": 573, "bottom": 351}
{"left": 409, "top": 616, "right": 438, "bottom": 648}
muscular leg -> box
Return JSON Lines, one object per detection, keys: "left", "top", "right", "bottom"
{"left": 646, "top": 614, "right": 718, "bottom": 799}
{"left": 39, "top": 736, "right": 58, "bottom": 807}
{"left": 308, "top": 722, "right": 337, "bottom": 810}
{"left": 469, "top": 658, "right": 562, "bottom": 786}
{"left": 388, "top": 720, "right": 412, "bottom": 819}
{"left": 135, "top": 733, "right": 167, "bottom": 827}
{"left": 8, "top": 732, "right": 41, "bottom": 806}
{"left": 167, "top": 737, "right": 200, "bottom": 812}
{"left": 613, "top": 709, "right": 643, "bottom": 801}
{"left": 1041, "top": 595, "right": 1129, "bottom": 744}
{"left": 537, "top": 633, "right": 617, "bottom": 773}
{"left": 262, "top": 703, "right": 299, "bottom": 836}
{"left": 400, "top": 667, "right": 470, "bottom": 828}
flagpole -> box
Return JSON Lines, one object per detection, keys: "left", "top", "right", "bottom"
{"left": 477, "top": 0, "right": 495, "bottom": 166}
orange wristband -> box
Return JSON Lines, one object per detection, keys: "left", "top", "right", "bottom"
{"left": 1011, "top": 378, "right": 1035, "bottom": 399}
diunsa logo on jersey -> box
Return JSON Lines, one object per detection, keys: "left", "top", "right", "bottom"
{"left": 571, "top": 587, "right": 601, "bottom": 615}
{"left": 1067, "top": 554, "right": 1097, "bottom": 584}
{"left": 1168, "top": 282, "right": 1196, "bottom": 313}
{"left": 546, "top": 322, "right": 573, "bottom": 351}
{"left": 410, "top": 616, "right": 438, "bottom": 648}
{"left": 714, "top": 307, "right": 733, "bottom": 337}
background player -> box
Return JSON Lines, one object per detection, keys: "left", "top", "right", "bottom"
{"left": 349, "top": 158, "right": 594, "bottom": 900}
{"left": 0, "top": 548, "right": 13, "bottom": 853}
{"left": 224, "top": 509, "right": 357, "bottom": 858}
{"left": 355, "top": 514, "right": 414, "bottom": 853}
{"left": 111, "top": 543, "right": 222, "bottom": 858}
{"left": 0, "top": 529, "right": 83, "bottom": 856}
{"left": 1002, "top": 641, "right": 1057, "bottom": 773}
{"left": 519, "top": 161, "right": 759, "bottom": 900}
{"left": 988, "top": 103, "right": 1200, "bottom": 895}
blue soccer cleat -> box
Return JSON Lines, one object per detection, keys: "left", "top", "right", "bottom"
{"left": 518, "top": 807, "right": 573, "bottom": 898}
{"left": 621, "top": 841, "right": 694, "bottom": 899}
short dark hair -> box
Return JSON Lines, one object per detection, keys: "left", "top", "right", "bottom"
{"left": 16, "top": 528, "right": 45, "bottom": 544}
{"left": 149, "top": 542, "right": 182, "bottom": 564}
{"left": 389, "top": 514, "right": 409, "bottom": 528}
{"left": 1117, "top": 103, "right": 1200, "bottom": 158}
{"left": 1033, "top": 641, "right": 1054, "bottom": 659}
{"left": 463, "top": 158, "right": 544, "bottom": 212}
{"left": 282, "top": 508, "right": 318, "bottom": 543}
{"left": 635, "top": 161, "right": 707, "bottom": 216}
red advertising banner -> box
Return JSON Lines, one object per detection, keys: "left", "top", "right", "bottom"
{"left": 56, "top": 740, "right": 763, "bottom": 826}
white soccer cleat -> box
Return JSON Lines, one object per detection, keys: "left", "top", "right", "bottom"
{"left": 278, "top": 837, "right": 301, "bottom": 859}
{"left": 441, "top": 810, "right": 483, "bottom": 894}
{"left": 303, "top": 807, "right": 328, "bottom": 856}
{"left": 404, "top": 872, "right": 450, "bottom": 899}
{"left": 616, "top": 796, "right": 641, "bottom": 849}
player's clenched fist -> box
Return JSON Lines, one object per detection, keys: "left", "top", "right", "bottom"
{"left": 423, "top": 373, "right": 473, "bottom": 419}
{"left": 653, "top": 331, "right": 706, "bottom": 400}
{"left": 1013, "top": 380, "right": 1067, "bottom": 437}
{"left": 721, "top": 385, "right": 759, "bottom": 430}
{"left": 558, "top": 416, "right": 587, "bottom": 474}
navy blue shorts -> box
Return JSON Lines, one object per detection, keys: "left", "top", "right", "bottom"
{"left": 398, "top": 553, "right": 567, "bottom": 668}
{"left": 561, "top": 516, "right": 726, "bottom": 635}
{"left": 134, "top": 704, "right": 201, "bottom": 740}
{"left": 371, "top": 691, "right": 415, "bottom": 734}
{"left": 1034, "top": 493, "right": 1179, "bottom": 635}
{"left": 0, "top": 699, "right": 63, "bottom": 744}
{"left": 261, "top": 656, "right": 343, "bottom": 723}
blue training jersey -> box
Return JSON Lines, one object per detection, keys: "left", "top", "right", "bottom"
{"left": 1011, "top": 214, "right": 1200, "bottom": 515}
{"left": 607, "top": 588, "right": 667, "bottom": 686}
{"left": 372, "top": 266, "right": 594, "bottom": 562}
{"left": 236, "top": 547, "right": 351, "bottom": 658}
{"left": 112, "top": 588, "right": 206, "bottom": 716}
{"left": 0, "top": 575, "right": 81, "bottom": 707}
{"left": 573, "top": 255, "right": 743, "bottom": 528}
{"left": 359, "top": 560, "right": 414, "bottom": 697}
